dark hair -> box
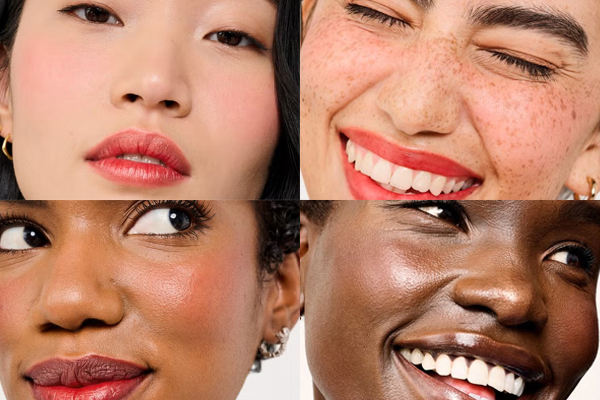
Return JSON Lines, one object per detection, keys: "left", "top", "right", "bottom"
{"left": 0, "top": 0, "right": 299, "bottom": 200}
{"left": 300, "top": 200, "right": 334, "bottom": 226}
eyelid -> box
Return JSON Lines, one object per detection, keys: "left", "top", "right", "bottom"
{"left": 396, "top": 200, "right": 470, "bottom": 231}
{"left": 345, "top": 3, "right": 410, "bottom": 28}
{"left": 125, "top": 200, "right": 213, "bottom": 237}
{"left": 58, "top": 2, "right": 123, "bottom": 25}
{"left": 485, "top": 49, "right": 556, "bottom": 81}
{"left": 206, "top": 30, "right": 269, "bottom": 52}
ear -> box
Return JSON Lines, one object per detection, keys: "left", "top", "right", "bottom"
{"left": 0, "top": 48, "right": 12, "bottom": 139}
{"left": 565, "top": 131, "right": 600, "bottom": 198}
{"left": 302, "top": 0, "right": 317, "bottom": 42}
{"left": 261, "top": 250, "right": 302, "bottom": 344}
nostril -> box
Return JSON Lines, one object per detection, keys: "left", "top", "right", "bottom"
{"left": 164, "top": 100, "right": 178, "bottom": 109}
{"left": 125, "top": 93, "right": 139, "bottom": 103}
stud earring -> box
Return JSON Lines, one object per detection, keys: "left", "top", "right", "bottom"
{"left": 1, "top": 128, "right": 13, "bottom": 161}
{"left": 574, "top": 177, "right": 597, "bottom": 200}
{"left": 259, "top": 327, "right": 291, "bottom": 359}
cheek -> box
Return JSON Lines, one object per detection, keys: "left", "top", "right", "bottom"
{"left": 469, "top": 83, "right": 595, "bottom": 196}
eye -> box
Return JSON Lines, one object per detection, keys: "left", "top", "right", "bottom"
{"left": 128, "top": 208, "right": 193, "bottom": 235}
{"left": 488, "top": 51, "right": 555, "bottom": 81}
{"left": 59, "top": 4, "right": 122, "bottom": 25}
{"left": 0, "top": 225, "right": 49, "bottom": 251}
{"left": 415, "top": 201, "right": 466, "bottom": 229}
{"left": 547, "top": 246, "right": 596, "bottom": 271}
{"left": 345, "top": 3, "right": 410, "bottom": 28}
{"left": 207, "top": 31, "right": 266, "bottom": 50}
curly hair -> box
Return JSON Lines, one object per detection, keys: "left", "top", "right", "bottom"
{"left": 254, "top": 200, "right": 300, "bottom": 277}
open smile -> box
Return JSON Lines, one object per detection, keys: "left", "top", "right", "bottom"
{"left": 340, "top": 128, "right": 483, "bottom": 199}
{"left": 393, "top": 333, "right": 549, "bottom": 400}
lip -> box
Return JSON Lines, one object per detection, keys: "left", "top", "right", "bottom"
{"left": 85, "top": 129, "right": 192, "bottom": 188}
{"left": 340, "top": 128, "right": 482, "bottom": 200}
{"left": 25, "top": 355, "right": 150, "bottom": 400}
{"left": 395, "top": 333, "right": 549, "bottom": 384}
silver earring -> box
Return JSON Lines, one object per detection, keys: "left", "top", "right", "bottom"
{"left": 259, "top": 327, "right": 290, "bottom": 359}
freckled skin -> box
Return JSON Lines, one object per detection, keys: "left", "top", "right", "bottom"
{"left": 2, "top": 0, "right": 279, "bottom": 199}
{"left": 301, "top": 201, "right": 600, "bottom": 399}
{"left": 0, "top": 202, "right": 296, "bottom": 400}
{"left": 301, "top": 0, "right": 600, "bottom": 199}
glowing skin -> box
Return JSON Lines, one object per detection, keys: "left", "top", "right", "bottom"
{"left": 300, "top": 0, "right": 600, "bottom": 199}
{"left": 0, "top": 201, "right": 301, "bottom": 400}
{"left": 0, "top": 0, "right": 279, "bottom": 199}
{"left": 301, "top": 201, "right": 600, "bottom": 399}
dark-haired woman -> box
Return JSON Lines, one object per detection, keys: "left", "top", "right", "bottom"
{"left": 0, "top": 200, "right": 301, "bottom": 399}
{"left": 0, "top": 0, "right": 299, "bottom": 200}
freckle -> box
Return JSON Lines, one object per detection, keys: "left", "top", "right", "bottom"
{"left": 572, "top": 110, "right": 577, "bottom": 120}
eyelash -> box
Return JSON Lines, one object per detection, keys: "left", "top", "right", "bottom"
{"left": 489, "top": 51, "right": 555, "bottom": 81}
{"left": 550, "top": 244, "right": 597, "bottom": 273}
{"left": 130, "top": 200, "right": 213, "bottom": 240}
{"left": 404, "top": 200, "right": 469, "bottom": 231}
{"left": 59, "top": 3, "right": 122, "bottom": 25}
{"left": 345, "top": 3, "right": 409, "bottom": 28}
{"left": 0, "top": 212, "right": 48, "bottom": 255}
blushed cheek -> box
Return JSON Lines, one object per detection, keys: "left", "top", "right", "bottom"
{"left": 469, "top": 83, "right": 594, "bottom": 197}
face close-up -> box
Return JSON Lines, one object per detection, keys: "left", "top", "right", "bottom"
{"left": 300, "top": 0, "right": 600, "bottom": 200}
{"left": 0, "top": 0, "right": 281, "bottom": 199}
{"left": 0, "top": 201, "right": 300, "bottom": 400}
{"left": 301, "top": 201, "right": 600, "bottom": 399}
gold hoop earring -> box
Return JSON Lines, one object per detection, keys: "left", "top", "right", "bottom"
{"left": 574, "top": 177, "right": 597, "bottom": 200}
{"left": 1, "top": 128, "right": 13, "bottom": 161}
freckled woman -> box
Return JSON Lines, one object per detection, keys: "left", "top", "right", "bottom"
{"left": 300, "top": 200, "right": 599, "bottom": 399}
{"left": 0, "top": 200, "right": 301, "bottom": 400}
{"left": 301, "top": 0, "right": 600, "bottom": 200}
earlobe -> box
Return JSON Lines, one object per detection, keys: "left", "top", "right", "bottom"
{"left": 0, "top": 86, "right": 13, "bottom": 139}
{"left": 565, "top": 133, "right": 600, "bottom": 199}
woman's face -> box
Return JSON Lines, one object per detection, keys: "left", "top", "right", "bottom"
{"left": 0, "top": 201, "right": 297, "bottom": 400}
{"left": 300, "top": 0, "right": 600, "bottom": 200}
{"left": 2, "top": 0, "right": 279, "bottom": 199}
{"left": 301, "top": 201, "right": 600, "bottom": 399}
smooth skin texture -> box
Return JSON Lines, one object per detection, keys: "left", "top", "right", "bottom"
{"left": 0, "top": 201, "right": 301, "bottom": 400}
{"left": 0, "top": 0, "right": 279, "bottom": 199}
{"left": 300, "top": 201, "right": 600, "bottom": 399}
{"left": 300, "top": 0, "right": 600, "bottom": 199}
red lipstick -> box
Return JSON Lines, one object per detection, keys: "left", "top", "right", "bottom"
{"left": 85, "top": 129, "right": 191, "bottom": 188}
{"left": 26, "top": 356, "right": 150, "bottom": 400}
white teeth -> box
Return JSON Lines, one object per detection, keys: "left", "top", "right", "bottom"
{"left": 360, "top": 151, "right": 375, "bottom": 176}
{"left": 400, "top": 347, "right": 527, "bottom": 397}
{"left": 412, "top": 171, "right": 432, "bottom": 193}
{"left": 347, "top": 140, "right": 356, "bottom": 163}
{"left": 429, "top": 174, "right": 447, "bottom": 197}
{"left": 117, "top": 154, "right": 165, "bottom": 167}
{"left": 422, "top": 353, "right": 436, "bottom": 371}
{"left": 411, "top": 349, "right": 424, "bottom": 365}
{"left": 514, "top": 377, "right": 525, "bottom": 397}
{"left": 468, "top": 359, "right": 489, "bottom": 386}
{"left": 390, "top": 167, "right": 414, "bottom": 191}
{"left": 468, "top": 395, "right": 480, "bottom": 399}
{"left": 505, "top": 372, "right": 515, "bottom": 394}
{"left": 435, "top": 354, "right": 452, "bottom": 377}
{"left": 453, "top": 180, "right": 465, "bottom": 192}
{"left": 345, "top": 139, "right": 476, "bottom": 196}
{"left": 451, "top": 356, "right": 468, "bottom": 380}
{"left": 371, "top": 158, "right": 393, "bottom": 184}
{"left": 443, "top": 178, "right": 456, "bottom": 194}
{"left": 488, "top": 366, "right": 506, "bottom": 393}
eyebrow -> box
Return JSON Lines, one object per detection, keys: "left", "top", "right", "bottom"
{"left": 0, "top": 200, "right": 49, "bottom": 209}
{"left": 557, "top": 202, "right": 600, "bottom": 232}
{"left": 469, "top": 5, "right": 589, "bottom": 56}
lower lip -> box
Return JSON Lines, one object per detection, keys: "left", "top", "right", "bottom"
{"left": 32, "top": 375, "right": 147, "bottom": 400}
{"left": 88, "top": 158, "right": 188, "bottom": 188}
{"left": 341, "top": 151, "right": 478, "bottom": 200}
{"left": 393, "top": 353, "right": 535, "bottom": 400}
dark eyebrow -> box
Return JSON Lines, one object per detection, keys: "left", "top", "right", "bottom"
{"left": 0, "top": 200, "right": 49, "bottom": 209}
{"left": 469, "top": 5, "right": 588, "bottom": 56}
{"left": 557, "top": 202, "right": 600, "bottom": 232}
{"left": 410, "top": 0, "right": 435, "bottom": 12}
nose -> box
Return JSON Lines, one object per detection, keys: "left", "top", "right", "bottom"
{"left": 376, "top": 40, "right": 462, "bottom": 136}
{"left": 451, "top": 250, "right": 549, "bottom": 330}
{"left": 31, "top": 240, "right": 124, "bottom": 331}
{"left": 110, "top": 32, "right": 192, "bottom": 118}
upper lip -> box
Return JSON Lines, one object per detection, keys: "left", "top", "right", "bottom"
{"left": 85, "top": 129, "right": 192, "bottom": 176}
{"left": 25, "top": 355, "right": 149, "bottom": 387}
{"left": 395, "top": 332, "right": 551, "bottom": 385}
{"left": 341, "top": 127, "right": 482, "bottom": 179}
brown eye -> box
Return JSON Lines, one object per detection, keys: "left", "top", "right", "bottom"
{"left": 207, "top": 31, "right": 257, "bottom": 48}
{"left": 86, "top": 7, "right": 110, "bottom": 22}
{"left": 217, "top": 32, "right": 243, "bottom": 46}
{"left": 62, "top": 5, "right": 122, "bottom": 25}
